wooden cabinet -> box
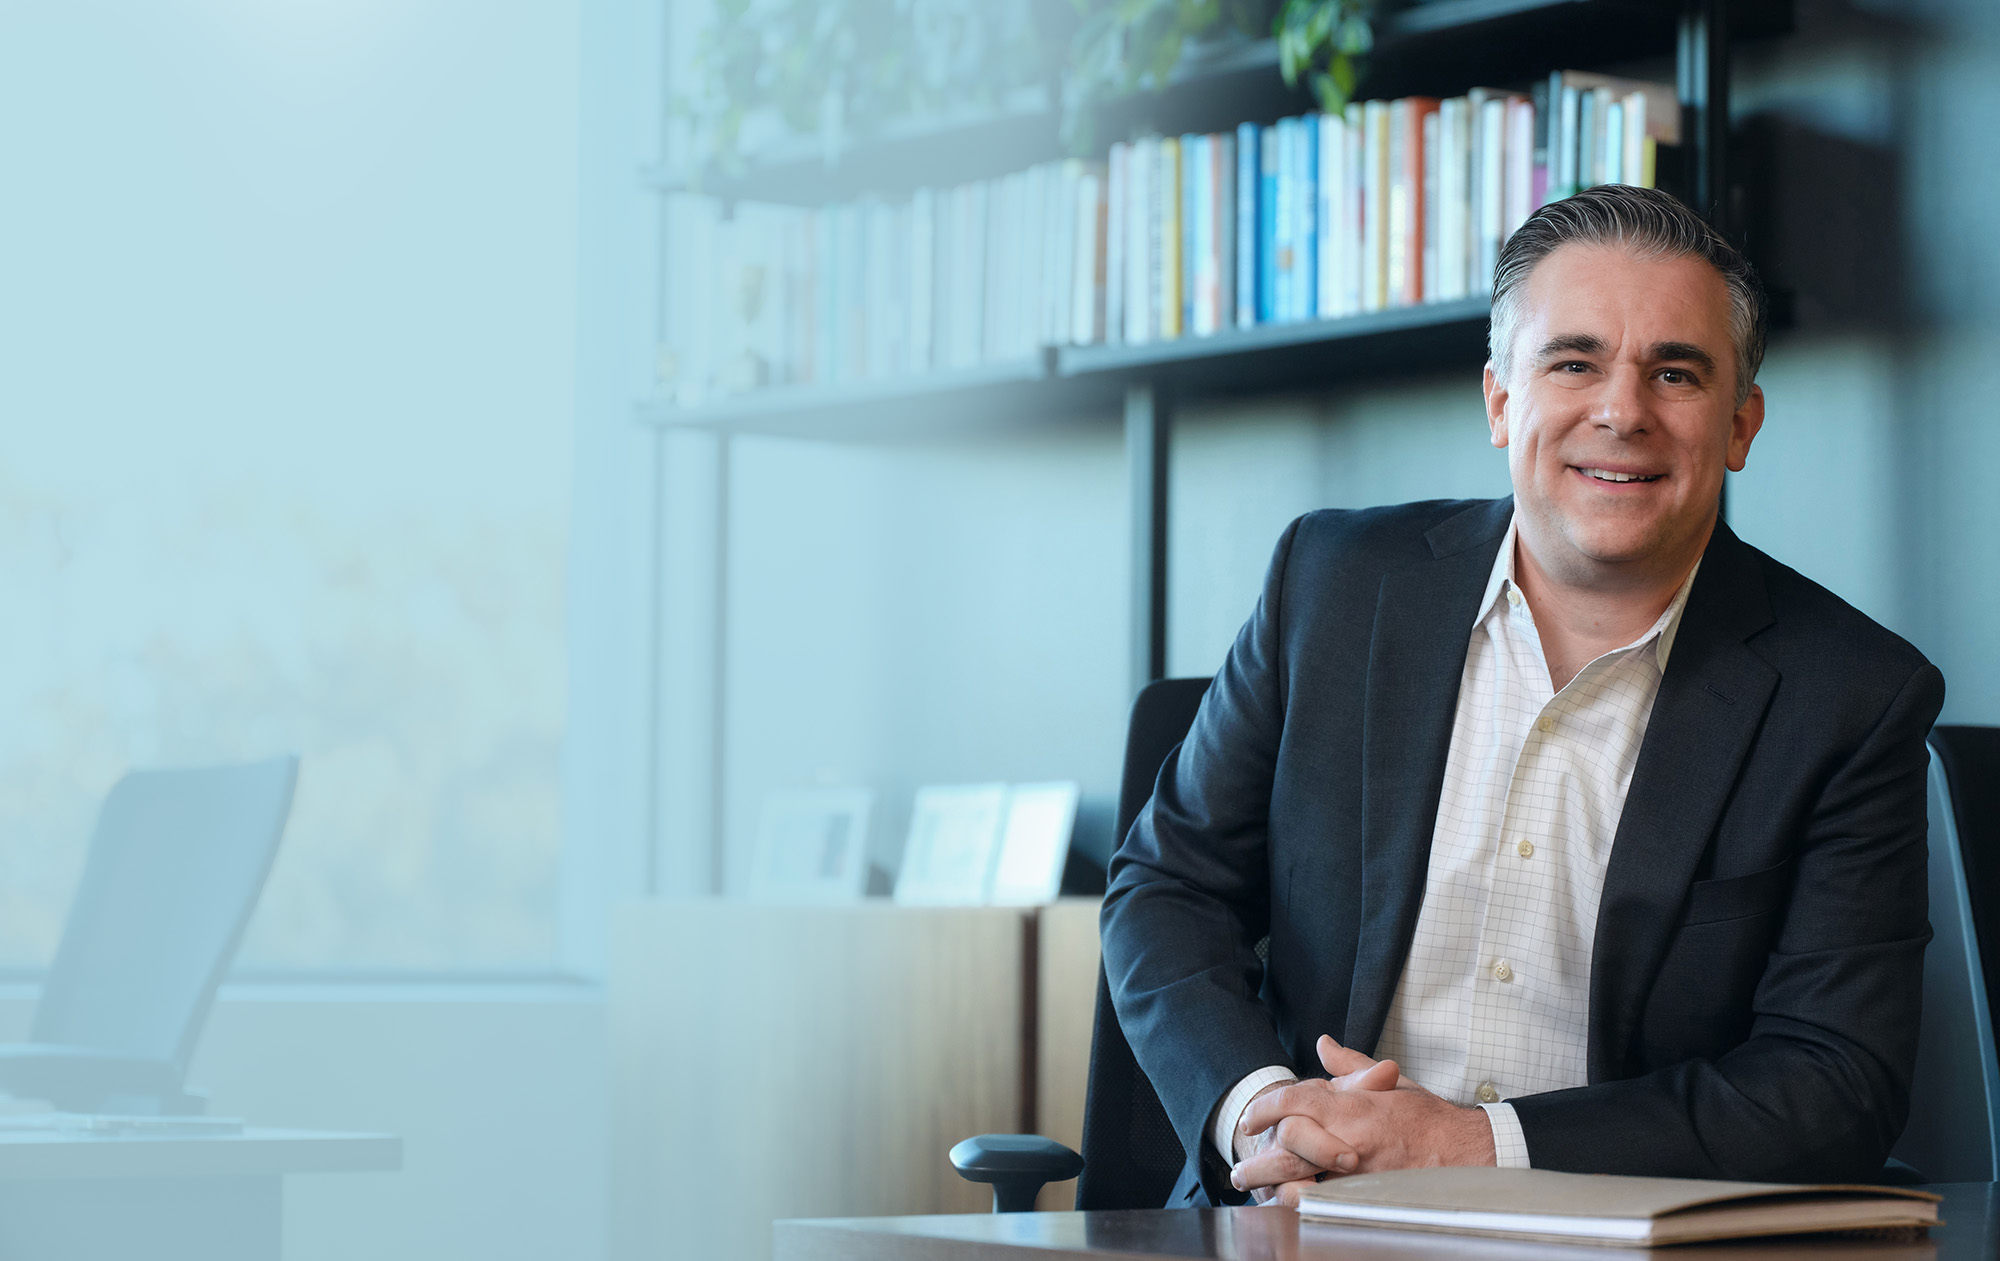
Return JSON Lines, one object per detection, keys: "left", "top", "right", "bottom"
{"left": 609, "top": 898, "right": 1100, "bottom": 1261}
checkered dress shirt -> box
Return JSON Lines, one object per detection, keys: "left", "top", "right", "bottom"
{"left": 1212, "top": 517, "right": 1699, "bottom": 1171}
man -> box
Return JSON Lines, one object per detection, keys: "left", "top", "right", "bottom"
{"left": 1100, "top": 184, "right": 1944, "bottom": 1209}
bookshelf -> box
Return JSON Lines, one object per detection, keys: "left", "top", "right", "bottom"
{"left": 639, "top": 0, "right": 1784, "bottom": 876}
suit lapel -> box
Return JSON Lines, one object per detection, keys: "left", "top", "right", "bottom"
{"left": 1345, "top": 500, "right": 1510, "bottom": 1053}
{"left": 1587, "top": 521, "right": 1777, "bottom": 1080}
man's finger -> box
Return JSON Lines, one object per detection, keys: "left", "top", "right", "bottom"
{"left": 1318, "top": 1034, "right": 1416, "bottom": 1090}
{"left": 1339, "top": 1057, "right": 1400, "bottom": 1091}
{"left": 1240, "top": 1077, "right": 1346, "bottom": 1135}
{"left": 1231, "top": 1115, "right": 1357, "bottom": 1190}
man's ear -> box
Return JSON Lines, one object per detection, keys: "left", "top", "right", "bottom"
{"left": 1726, "top": 382, "right": 1765, "bottom": 472}
{"left": 1483, "top": 364, "right": 1510, "bottom": 448}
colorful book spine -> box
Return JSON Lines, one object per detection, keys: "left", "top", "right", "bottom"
{"left": 1159, "top": 137, "right": 1182, "bottom": 339}
{"left": 1212, "top": 132, "right": 1235, "bottom": 337}
{"left": 1294, "top": 114, "right": 1319, "bottom": 321}
{"left": 1235, "top": 122, "right": 1258, "bottom": 328}
{"left": 1183, "top": 133, "right": 1205, "bottom": 336}
{"left": 1124, "top": 137, "right": 1154, "bottom": 345}
{"left": 1258, "top": 126, "right": 1279, "bottom": 324}
{"left": 1316, "top": 113, "right": 1341, "bottom": 319}
{"left": 1106, "top": 143, "right": 1128, "bottom": 345}
{"left": 1362, "top": 100, "right": 1389, "bottom": 311}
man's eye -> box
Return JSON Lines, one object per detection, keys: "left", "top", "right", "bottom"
{"left": 1556, "top": 361, "right": 1590, "bottom": 373}
{"left": 1660, "top": 369, "right": 1697, "bottom": 385}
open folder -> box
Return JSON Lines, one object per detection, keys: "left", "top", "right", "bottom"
{"left": 1295, "top": 1167, "right": 1940, "bottom": 1246}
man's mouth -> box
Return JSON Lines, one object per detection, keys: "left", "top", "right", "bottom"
{"left": 1574, "top": 466, "right": 1663, "bottom": 484}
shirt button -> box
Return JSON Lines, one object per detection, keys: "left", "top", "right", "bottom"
{"left": 1505, "top": 587, "right": 1523, "bottom": 608}
{"left": 1476, "top": 1082, "right": 1501, "bottom": 1104}
{"left": 1536, "top": 715, "right": 1555, "bottom": 734}
{"left": 1516, "top": 838, "right": 1534, "bottom": 858}
{"left": 1492, "top": 959, "right": 1513, "bottom": 983}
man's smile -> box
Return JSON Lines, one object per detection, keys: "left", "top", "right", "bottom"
{"left": 1570, "top": 464, "right": 1665, "bottom": 485}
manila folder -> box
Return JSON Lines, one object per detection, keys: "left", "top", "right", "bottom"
{"left": 1295, "top": 1167, "right": 1940, "bottom": 1246}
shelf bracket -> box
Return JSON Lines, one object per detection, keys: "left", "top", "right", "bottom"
{"left": 1125, "top": 382, "right": 1171, "bottom": 694}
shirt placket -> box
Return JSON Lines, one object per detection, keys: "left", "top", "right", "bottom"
{"left": 1465, "top": 585, "right": 1559, "bottom": 1107}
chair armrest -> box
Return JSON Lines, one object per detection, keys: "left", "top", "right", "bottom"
{"left": 0, "top": 1044, "right": 188, "bottom": 1113}
{"left": 949, "top": 1134, "right": 1085, "bottom": 1212}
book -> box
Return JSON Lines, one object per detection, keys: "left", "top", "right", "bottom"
{"left": 1435, "top": 97, "right": 1470, "bottom": 302}
{"left": 1106, "top": 142, "right": 1128, "bottom": 344}
{"left": 1124, "top": 137, "right": 1154, "bottom": 345}
{"left": 1296, "top": 1168, "right": 1940, "bottom": 1247}
{"left": 1315, "top": 112, "right": 1342, "bottom": 318}
{"left": 1504, "top": 96, "right": 1535, "bottom": 241}
{"left": 1292, "top": 114, "right": 1319, "bottom": 321}
{"left": 1340, "top": 101, "right": 1363, "bottom": 316}
{"left": 1361, "top": 99, "right": 1389, "bottom": 311}
{"left": 1272, "top": 117, "right": 1294, "bottom": 321}
{"left": 1474, "top": 95, "right": 1507, "bottom": 293}
{"left": 1234, "top": 122, "right": 1258, "bottom": 328}
{"left": 1388, "top": 97, "right": 1437, "bottom": 308}
{"left": 1159, "top": 136, "right": 1182, "bottom": 339}
{"left": 1072, "top": 164, "right": 1105, "bottom": 344}
{"left": 1208, "top": 132, "right": 1224, "bottom": 336}
{"left": 1183, "top": 133, "right": 1207, "bottom": 336}
{"left": 1258, "top": 125, "right": 1280, "bottom": 322}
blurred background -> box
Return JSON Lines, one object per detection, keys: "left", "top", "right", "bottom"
{"left": 0, "top": 0, "right": 1996, "bottom": 1257}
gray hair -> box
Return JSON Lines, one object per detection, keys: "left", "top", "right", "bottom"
{"left": 1487, "top": 185, "right": 1767, "bottom": 406}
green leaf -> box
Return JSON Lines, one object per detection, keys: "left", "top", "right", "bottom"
{"left": 1331, "top": 49, "right": 1356, "bottom": 98}
{"left": 1335, "top": 12, "right": 1372, "bottom": 55}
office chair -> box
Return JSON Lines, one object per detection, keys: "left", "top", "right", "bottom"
{"left": 0, "top": 756, "right": 299, "bottom": 1114}
{"left": 1891, "top": 728, "right": 2000, "bottom": 1181}
{"left": 951, "top": 678, "right": 1209, "bottom": 1212}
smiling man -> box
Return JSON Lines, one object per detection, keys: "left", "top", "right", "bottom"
{"left": 1100, "top": 185, "right": 1945, "bottom": 1208}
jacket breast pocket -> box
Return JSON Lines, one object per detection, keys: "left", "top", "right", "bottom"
{"left": 1682, "top": 858, "right": 1794, "bottom": 926}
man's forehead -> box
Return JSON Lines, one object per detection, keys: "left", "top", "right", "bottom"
{"left": 1511, "top": 243, "right": 1732, "bottom": 353}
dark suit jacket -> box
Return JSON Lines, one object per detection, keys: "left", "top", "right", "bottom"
{"left": 1101, "top": 497, "right": 1945, "bottom": 1205}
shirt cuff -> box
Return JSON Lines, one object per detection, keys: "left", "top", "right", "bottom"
{"left": 1210, "top": 1065, "right": 1298, "bottom": 1165}
{"left": 1479, "top": 1101, "right": 1532, "bottom": 1169}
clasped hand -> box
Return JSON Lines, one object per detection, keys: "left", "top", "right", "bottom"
{"left": 1229, "top": 1035, "right": 1496, "bottom": 1207}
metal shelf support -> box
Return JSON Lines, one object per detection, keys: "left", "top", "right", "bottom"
{"left": 1125, "top": 381, "right": 1172, "bottom": 694}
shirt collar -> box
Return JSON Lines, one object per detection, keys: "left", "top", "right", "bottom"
{"left": 1476, "top": 515, "right": 1703, "bottom": 670}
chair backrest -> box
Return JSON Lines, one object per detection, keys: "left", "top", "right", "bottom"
{"left": 1074, "top": 677, "right": 1210, "bottom": 1210}
{"left": 1894, "top": 729, "right": 2000, "bottom": 1181}
{"left": 32, "top": 757, "right": 299, "bottom": 1072}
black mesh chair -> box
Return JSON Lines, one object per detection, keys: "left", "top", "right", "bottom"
{"left": 951, "top": 678, "right": 1209, "bottom": 1212}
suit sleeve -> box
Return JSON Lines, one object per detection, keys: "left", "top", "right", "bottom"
{"left": 1511, "top": 660, "right": 1947, "bottom": 1181}
{"left": 1099, "top": 516, "right": 1304, "bottom": 1203}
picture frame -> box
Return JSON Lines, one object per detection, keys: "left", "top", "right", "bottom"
{"left": 987, "top": 781, "right": 1081, "bottom": 907}
{"left": 748, "top": 788, "right": 874, "bottom": 902}
{"left": 893, "top": 783, "right": 1008, "bottom": 906}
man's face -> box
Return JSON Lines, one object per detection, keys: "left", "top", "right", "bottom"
{"left": 1483, "top": 243, "right": 1764, "bottom": 584}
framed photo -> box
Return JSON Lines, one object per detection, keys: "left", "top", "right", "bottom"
{"left": 748, "top": 788, "right": 874, "bottom": 902}
{"left": 893, "top": 784, "right": 1008, "bottom": 906}
{"left": 988, "top": 782, "right": 1081, "bottom": 906}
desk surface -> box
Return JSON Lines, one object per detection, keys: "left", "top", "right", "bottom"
{"left": 777, "top": 1184, "right": 1997, "bottom": 1260}
{"left": 0, "top": 1127, "right": 401, "bottom": 1180}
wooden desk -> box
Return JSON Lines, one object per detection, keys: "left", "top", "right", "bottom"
{"left": 0, "top": 1126, "right": 400, "bottom": 1261}
{"left": 776, "top": 1184, "right": 1997, "bottom": 1260}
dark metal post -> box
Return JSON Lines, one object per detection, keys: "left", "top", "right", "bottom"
{"left": 1678, "top": 0, "right": 1730, "bottom": 233}
{"left": 1125, "top": 382, "right": 1170, "bottom": 694}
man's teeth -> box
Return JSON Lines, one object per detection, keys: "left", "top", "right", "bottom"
{"left": 1579, "top": 467, "right": 1660, "bottom": 483}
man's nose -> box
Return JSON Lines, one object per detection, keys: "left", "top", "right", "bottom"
{"left": 1591, "top": 367, "right": 1650, "bottom": 436}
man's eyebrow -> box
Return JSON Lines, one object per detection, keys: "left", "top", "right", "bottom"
{"left": 1648, "top": 341, "right": 1718, "bottom": 372}
{"left": 1533, "top": 333, "right": 1607, "bottom": 360}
